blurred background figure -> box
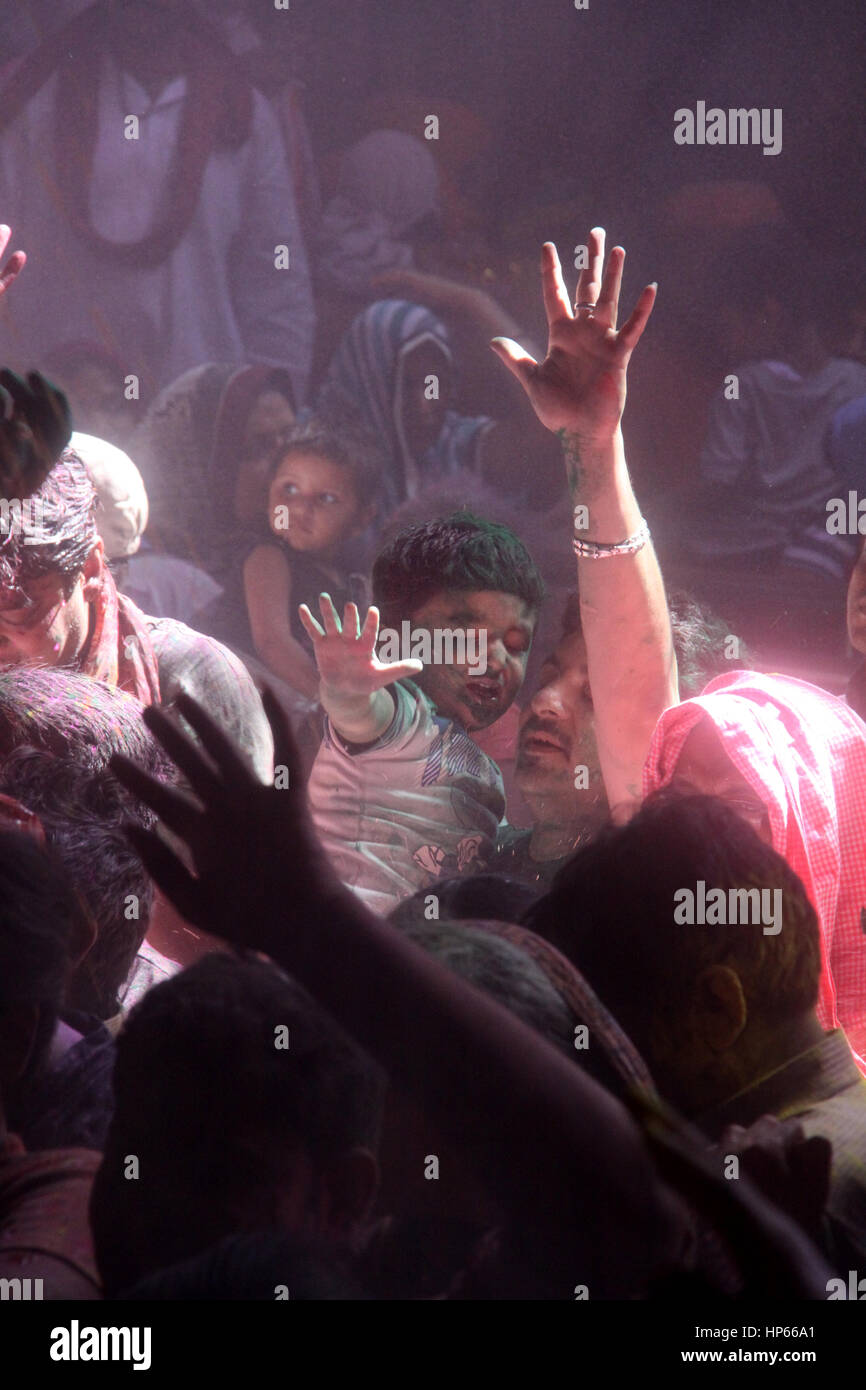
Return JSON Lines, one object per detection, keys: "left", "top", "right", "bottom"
{"left": 130, "top": 363, "right": 297, "bottom": 576}
{"left": 0, "top": 0, "right": 314, "bottom": 404}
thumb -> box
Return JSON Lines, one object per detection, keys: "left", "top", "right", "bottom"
{"left": 372, "top": 659, "right": 425, "bottom": 687}
{"left": 490, "top": 336, "right": 537, "bottom": 392}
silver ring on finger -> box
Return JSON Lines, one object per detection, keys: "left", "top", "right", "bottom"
{"left": 574, "top": 300, "right": 598, "bottom": 313}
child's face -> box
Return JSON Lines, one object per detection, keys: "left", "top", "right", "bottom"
{"left": 267, "top": 452, "right": 366, "bottom": 558}
{"left": 406, "top": 589, "right": 536, "bottom": 732}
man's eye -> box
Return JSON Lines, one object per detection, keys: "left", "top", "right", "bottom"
{"left": 319, "top": 494, "right": 338, "bottom": 505}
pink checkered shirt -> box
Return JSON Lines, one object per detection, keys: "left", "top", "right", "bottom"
{"left": 644, "top": 671, "right": 866, "bottom": 1074}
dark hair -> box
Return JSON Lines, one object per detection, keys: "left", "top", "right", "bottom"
{"left": 0, "top": 667, "right": 171, "bottom": 776}
{"left": 91, "top": 955, "right": 386, "bottom": 1293}
{"left": 402, "top": 919, "right": 576, "bottom": 1055}
{"left": 527, "top": 793, "right": 821, "bottom": 1041}
{"left": 267, "top": 416, "right": 385, "bottom": 504}
{"left": 389, "top": 873, "right": 540, "bottom": 930}
{"left": 372, "top": 510, "right": 545, "bottom": 629}
{"left": 0, "top": 448, "right": 97, "bottom": 604}
{"left": 560, "top": 588, "right": 749, "bottom": 698}
{"left": 0, "top": 829, "right": 86, "bottom": 1075}
{"left": 0, "top": 746, "right": 155, "bottom": 1019}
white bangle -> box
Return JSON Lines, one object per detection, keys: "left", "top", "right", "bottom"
{"left": 572, "top": 518, "right": 651, "bottom": 559}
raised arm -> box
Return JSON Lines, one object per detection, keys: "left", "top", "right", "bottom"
{"left": 490, "top": 231, "right": 677, "bottom": 813}
{"left": 244, "top": 545, "right": 320, "bottom": 701}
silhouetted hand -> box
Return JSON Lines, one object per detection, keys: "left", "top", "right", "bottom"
{"left": 0, "top": 224, "right": 26, "bottom": 299}
{"left": 0, "top": 369, "right": 72, "bottom": 499}
{"left": 110, "top": 688, "right": 344, "bottom": 948}
{"left": 490, "top": 229, "right": 656, "bottom": 442}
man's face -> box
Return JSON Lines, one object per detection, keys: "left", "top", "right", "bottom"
{"left": 0, "top": 551, "right": 101, "bottom": 670}
{"left": 408, "top": 589, "right": 535, "bottom": 732}
{"left": 516, "top": 630, "right": 605, "bottom": 810}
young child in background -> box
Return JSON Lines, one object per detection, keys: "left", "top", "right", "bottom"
{"left": 199, "top": 420, "right": 381, "bottom": 700}
{"left": 301, "top": 512, "right": 545, "bottom": 913}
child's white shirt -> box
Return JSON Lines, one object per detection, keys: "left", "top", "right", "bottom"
{"left": 309, "top": 680, "right": 506, "bottom": 915}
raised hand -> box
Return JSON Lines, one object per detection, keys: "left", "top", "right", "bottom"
{"left": 490, "top": 229, "right": 656, "bottom": 442}
{"left": 298, "top": 595, "right": 423, "bottom": 696}
{"left": 0, "top": 224, "right": 26, "bottom": 299}
{"left": 0, "top": 369, "right": 72, "bottom": 499}
{"left": 110, "top": 688, "right": 341, "bottom": 944}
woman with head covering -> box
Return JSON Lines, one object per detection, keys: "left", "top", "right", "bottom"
{"left": 318, "top": 295, "right": 562, "bottom": 528}
{"left": 318, "top": 299, "right": 489, "bottom": 520}
{"left": 130, "top": 362, "right": 296, "bottom": 575}
{"left": 643, "top": 669, "right": 866, "bottom": 1071}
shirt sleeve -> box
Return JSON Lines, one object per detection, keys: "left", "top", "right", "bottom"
{"left": 148, "top": 617, "right": 274, "bottom": 783}
{"left": 323, "top": 680, "right": 423, "bottom": 758}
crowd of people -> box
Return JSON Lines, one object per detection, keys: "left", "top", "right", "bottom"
{"left": 1, "top": 0, "right": 866, "bottom": 1304}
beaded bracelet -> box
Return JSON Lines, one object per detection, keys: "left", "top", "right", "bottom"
{"left": 572, "top": 518, "right": 651, "bottom": 559}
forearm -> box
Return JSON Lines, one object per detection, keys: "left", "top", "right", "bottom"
{"left": 565, "top": 427, "right": 677, "bottom": 807}
{"left": 320, "top": 683, "right": 395, "bottom": 744}
{"left": 261, "top": 881, "right": 677, "bottom": 1294}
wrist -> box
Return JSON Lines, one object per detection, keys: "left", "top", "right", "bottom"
{"left": 322, "top": 685, "right": 394, "bottom": 742}
{"left": 319, "top": 682, "right": 373, "bottom": 715}
{"left": 558, "top": 423, "right": 623, "bottom": 454}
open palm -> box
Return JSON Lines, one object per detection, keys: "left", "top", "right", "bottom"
{"left": 298, "top": 595, "right": 423, "bottom": 696}
{"left": 491, "top": 228, "right": 656, "bottom": 440}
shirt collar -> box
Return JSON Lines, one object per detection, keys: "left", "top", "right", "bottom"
{"left": 698, "top": 1029, "right": 863, "bottom": 1138}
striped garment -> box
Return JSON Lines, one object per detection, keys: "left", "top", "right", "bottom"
{"left": 318, "top": 298, "right": 493, "bottom": 515}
